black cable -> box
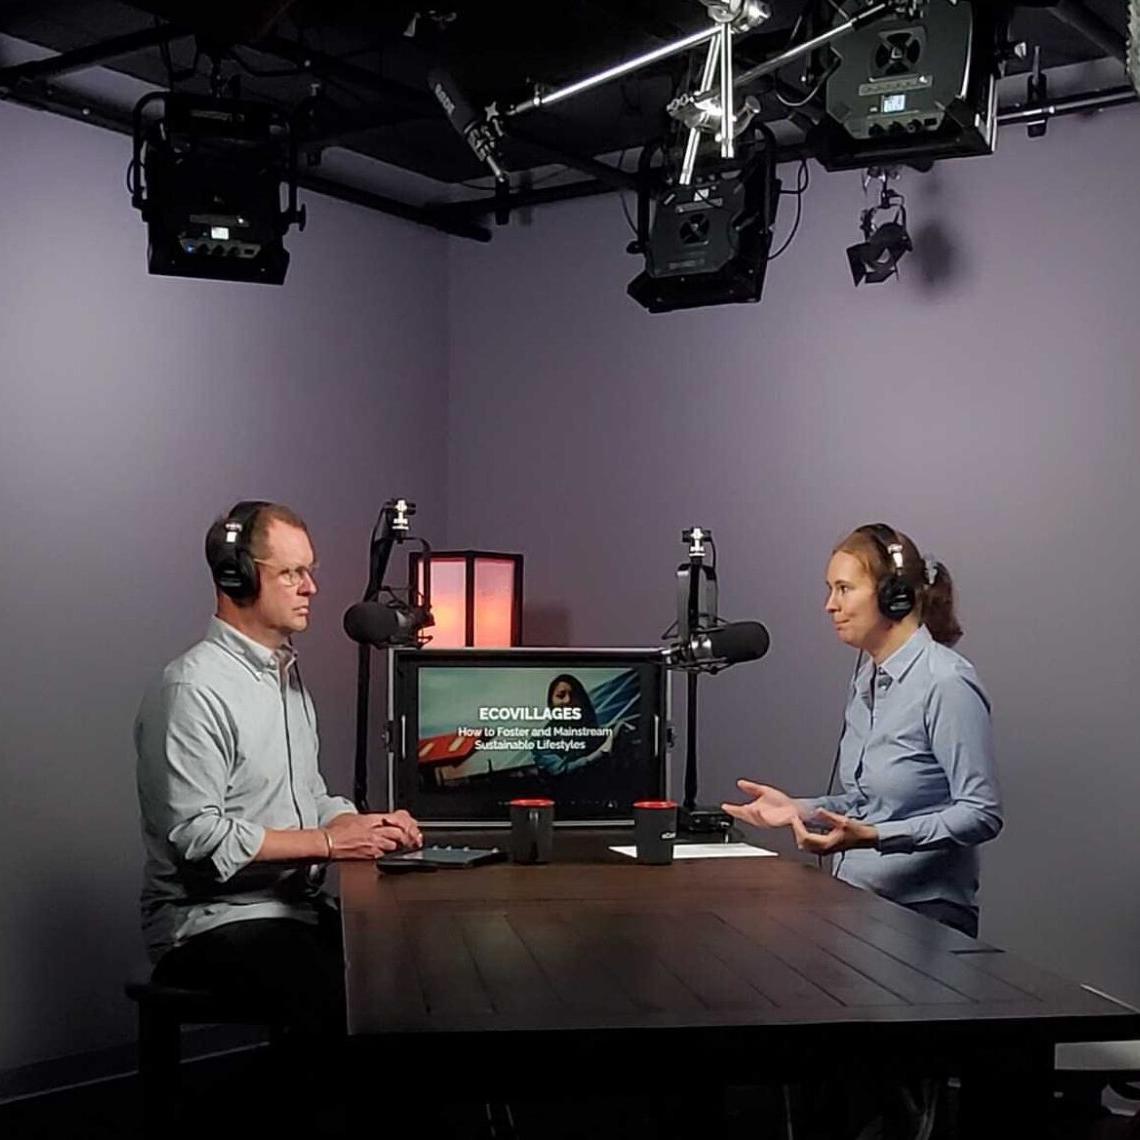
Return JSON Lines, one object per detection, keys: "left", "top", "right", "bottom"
{"left": 768, "top": 159, "right": 809, "bottom": 260}
{"left": 292, "top": 645, "right": 315, "bottom": 728}
{"left": 775, "top": 59, "right": 839, "bottom": 108}
{"left": 817, "top": 649, "right": 864, "bottom": 871}
{"left": 780, "top": 156, "right": 809, "bottom": 198}
{"left": 616, "top": 149, "right": 639, "bottom": 238}
{"left": 823, "top": 650, "right": 863, "bottom": 799}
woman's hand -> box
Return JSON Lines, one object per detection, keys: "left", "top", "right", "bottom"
{"left": 791, "top": 809, "right": 878, "bottom": 854}
{"left": 721, "top": 780, "right": 805, "bottom": 830}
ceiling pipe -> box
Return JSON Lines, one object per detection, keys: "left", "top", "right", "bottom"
{"left": 497, "top": 126, "right": 640, "bottom": 192}
{"left": 1, "top": 33, "right": 1134, "bottom": 236}
{"left": 0, "top": 24, "right": 189, "bottom": 93}
{"left": 997, "top": 84, "right": 1137, "bottom": 125}
{"left": 1049, "top": 1, "right": 1128, "bottom": 65}
{"left": 256, "top": 34, "right": 439, "bottom": 119}
{"left": 439, "top": 138, "right": 814, "bottom": 223}
{"left": 295, "top": 173, "right": 491, "bottom": 241}
{"left": 0, "top": 81, "right": 491, "bottom": 241}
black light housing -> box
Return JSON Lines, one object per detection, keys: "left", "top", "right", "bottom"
{"left": 811, "top": 0, "right": 1007, "bottom": 172}
{"left": 847, "top": 219, "right": 913, "bottom": 285}
{"left": 130, "top": 92, "right": 305, "bottom": 285}
{"left": 627, "top": 148, "right": 781, "bottom": 314}
{"left": 846, "top": 180, "right": 912, "bottom": 286}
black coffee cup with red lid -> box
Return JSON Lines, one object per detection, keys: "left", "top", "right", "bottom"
{"left": 508, "top": 798, "right": 554, "bottom": 864}
{"left": 633, "top": 800, "right": 677, "bottom": 865}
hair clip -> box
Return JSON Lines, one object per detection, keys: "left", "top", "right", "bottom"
{"left": 923, "top": 556, "right": 939, "bottom": 586}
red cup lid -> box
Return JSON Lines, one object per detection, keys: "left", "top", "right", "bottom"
{"left": 633, "top": 800, "right": 677, "bottom": 810}
{"left": 509, "top": 798, "right": 554, "bottom": 807}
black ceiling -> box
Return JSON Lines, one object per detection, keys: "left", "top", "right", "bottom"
{"left": 0, "top": 1, "right": 1131, "bottom": 228}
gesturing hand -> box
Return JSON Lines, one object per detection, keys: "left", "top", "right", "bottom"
{"left": 791, "top": 810, "right": 878, "bottom": 855}
{"left": 720, "top": 780, "right": 804, "bottom": 830}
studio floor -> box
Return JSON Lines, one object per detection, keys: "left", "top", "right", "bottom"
{"left": 2, "top": 1045, "right": 1138, "bottom": 1140}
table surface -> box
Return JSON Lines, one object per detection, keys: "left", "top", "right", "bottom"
{"left": 340, "top": 832, "right": 1139, "bottom": 1053}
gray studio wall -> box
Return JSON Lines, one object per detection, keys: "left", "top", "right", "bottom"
{"left": 0, "top": 100, "right": 448, "bottom": 1072}
{"left": 447, "top": 107, "right": 1140, "bottom": 1003}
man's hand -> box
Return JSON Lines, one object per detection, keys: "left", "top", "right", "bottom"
{"left": 791, "top": 809, "right": 878, "bottom": 854}
{"left": 367, "top": 809, "right": 423, "bottom": 850}
{"left": 326, "top": 811, "right": 423, "bottom": 859}
{"left": 721, "top": 780, "right": 804, "bottom": 830}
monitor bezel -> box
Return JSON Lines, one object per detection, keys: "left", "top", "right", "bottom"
{"left": 387, "top": 646, "right": 671, "bottom": 828}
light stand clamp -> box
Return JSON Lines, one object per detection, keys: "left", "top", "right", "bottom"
{"left": 860, "top": 165, "right": 906, "bottom": 239}
{"left": 497, "top": 0, "right": 921, "bottom": 204}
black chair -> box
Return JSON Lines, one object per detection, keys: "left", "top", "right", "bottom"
{"left": 124, "top": 980, "right": 280, "bottom": 1137}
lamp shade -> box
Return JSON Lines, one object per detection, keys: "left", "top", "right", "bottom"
{"left": 410, "top": 550, "right": 523, "bottom": 648}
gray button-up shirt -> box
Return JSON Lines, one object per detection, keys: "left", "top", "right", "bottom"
{"left": 135, "top": 617, "right": 355, "bottom": 962}
{"left": 803, "top": 625, "right": 1002, "bottom": 915}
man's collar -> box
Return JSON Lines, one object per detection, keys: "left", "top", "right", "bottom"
{"left": 207, "top": 616, "right": 293, "bottom": 677}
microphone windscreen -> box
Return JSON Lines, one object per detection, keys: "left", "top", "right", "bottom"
{"left": 343, "top": 602, "right": 403, "bottom": 647}
{"left": 707, "top": 621, "right": 770, "bottom": 665}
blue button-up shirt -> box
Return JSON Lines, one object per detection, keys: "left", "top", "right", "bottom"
{"left": 135, "top": 618, "right": 356, "bottom": 962}
{"left": 803, "top": 626, "right": 1002, "bottom": 915}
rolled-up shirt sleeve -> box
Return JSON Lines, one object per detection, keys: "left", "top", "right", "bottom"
{"left": 311, "top": 779, "right": 356, "bottom": 827}
{"left": 799, "top": 790, "right": 864, "bottom": 817}
{"left": 138, "top": 682, "right": 265, "bottom": 881}
{"left": 874, "top": 672, "right": 1003, "bottom": 855}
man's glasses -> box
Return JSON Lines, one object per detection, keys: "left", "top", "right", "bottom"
{"left": 254, "top": 559, "right": 319, "bottom": 587}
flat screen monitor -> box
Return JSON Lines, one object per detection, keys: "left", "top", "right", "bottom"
{"left": 388, "top": 648, "right": 669, "bottom": 827}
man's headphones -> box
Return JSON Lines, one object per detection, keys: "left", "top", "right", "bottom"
{"left": 210, "top": 500, "right": 271, "bottom": 602}
{"left": 858, "top": 523, "right": 916, "bottom": 622}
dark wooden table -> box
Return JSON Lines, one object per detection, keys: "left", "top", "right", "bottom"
{"left": 339, "top": 832, "right": 1140, "bottom": 1134}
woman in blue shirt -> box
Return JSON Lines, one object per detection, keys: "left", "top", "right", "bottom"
{"left": 723, "top": 523, "right": 1002, "bottom": 937}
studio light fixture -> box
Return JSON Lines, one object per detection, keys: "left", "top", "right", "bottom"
{"left": 846, "top": 166, "right": 912, "bottom": 285}
{"left": 129, "top": 91, "right": 306, "bottom": 284}
{"left": 626, "top": 146, "right": 781, "bottom": 313}
{"left": 810, "top": 0, "right": 1006, "bottom": 172}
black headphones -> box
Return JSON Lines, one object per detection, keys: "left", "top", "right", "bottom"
{"left": 210, "top": 500, "right": 270, "bottom": 602}
{"left": 859, "top": 523, "right": 915, "bottom": 622}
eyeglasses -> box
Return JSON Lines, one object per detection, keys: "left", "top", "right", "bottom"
{"left": 254, "top": 559, "right": 319, "bottom": 587}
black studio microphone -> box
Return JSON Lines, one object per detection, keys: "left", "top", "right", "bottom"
{"left": 666, "top": 620, "right": 771, "bottom": 670}
{"left": 343, "top": 601, "right": 432, "bottom": 648}
{"left": 428, "top": 66, "right": 508, "bottom": 182}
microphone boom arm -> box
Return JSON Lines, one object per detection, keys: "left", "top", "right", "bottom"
{"left": 354, "top": 497, "right": 426, "bottom": 811}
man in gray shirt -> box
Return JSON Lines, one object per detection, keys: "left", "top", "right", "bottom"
{"left": 135, "top": 500, "right": 422, "bottom": 1035}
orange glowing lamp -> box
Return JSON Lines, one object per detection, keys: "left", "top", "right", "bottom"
{"left": 409, "top": 551, "right": 523, "bottom": 648}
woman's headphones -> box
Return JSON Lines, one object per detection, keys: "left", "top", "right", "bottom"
{"left": 210, "top": 500, "right": 270, "bottom": 602}
{"left": 858, "top": 523, "right": 916, "bottom": 622}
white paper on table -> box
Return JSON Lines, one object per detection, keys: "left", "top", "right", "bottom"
{"left": 609, "top": 842, "right": 777, "bottom": 860}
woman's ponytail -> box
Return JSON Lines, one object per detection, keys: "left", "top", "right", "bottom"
{"left": 921, "top": 559, "right": 963, "bottom": 647}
